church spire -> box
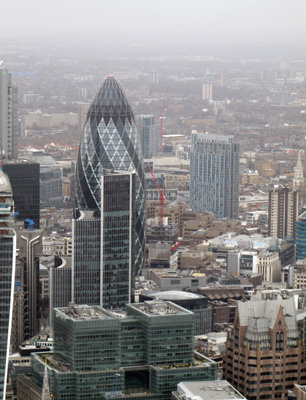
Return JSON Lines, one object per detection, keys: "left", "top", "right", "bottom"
{"left": 294, "top": 150, "right": 304, "bottom": 190}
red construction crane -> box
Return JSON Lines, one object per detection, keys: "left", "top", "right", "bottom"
{"left": 146, "top": 162, "right": 166, "bottom": 230}
{"left": 159, "top": 87, "right": 169, "bottom": 153}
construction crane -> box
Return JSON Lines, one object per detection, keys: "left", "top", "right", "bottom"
{"left": 146, "top": 162, "right": 166, "bottom": 235}
{"left": 159, "top": 87, "right": 169, "bottom": 153}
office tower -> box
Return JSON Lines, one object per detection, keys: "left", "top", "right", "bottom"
{"left": 73, "top": 169, "right": 136, "bottom": 310}
{"left": 0, "top": 66, "right": 18, "bottom": 159}
{"left": 202, "top": 83, "right": 213, "bottom": 101}
{"left": 190, "top": 132, "right": 240, "bottom": 219}
{"left": 296, "top": 211, "right": 306, "bottom": 260}
{"left": 31, "top": 301, "right": 217, "bottom": 399}
{"left": 223, "top": 297, "right": 306, "bottom": 400}
{"left": 294, "top": 150, "right": 305, "bottom": 209}
{"left": 75, "top": 75, "right": 145, "bottom": 274}
{"left": 0, "top": 170, "right": 16, "bottom": 399}
{"left": 138, "top": 115, "right": 159, "bottom": 158}
{"left": 268, "top": 186, "right": 299, "bottom": 239}
{"left": 15, "top": 223, "right": 42, "bottom": 342}
{"left": 2, "top": 160, "right": 40, "bottom": 228}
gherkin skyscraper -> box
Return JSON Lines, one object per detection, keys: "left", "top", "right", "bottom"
{"left": 75, "top": 75, "right": 145, "bottom": 274}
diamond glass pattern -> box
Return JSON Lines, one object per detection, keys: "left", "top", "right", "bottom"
{"left": 75, "top": 76, "right": 146, "bottom": 273}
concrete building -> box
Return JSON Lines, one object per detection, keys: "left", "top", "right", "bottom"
{"left": 268, "top": 186, "right": 299, "bottom": 239}
{"left": 190, "top": 132, "right": 239, "bottom": 219}
{"left": 223, "top": 297, "right": 306, "bottom": 400}
{"left": 0, "top": 66, "right": 18, "bottom": 159}
{"left": 138, "top": 115, "right": 159, "bottom": 158}
{"left": 202, "top": 83, "right": 213, "bottom": 101}
{"left": 31, "top": 301, "right": 217, "bottom": 400}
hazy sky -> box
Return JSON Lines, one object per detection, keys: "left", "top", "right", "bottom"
{"left": 2, "top": 0, "right": 306, "bottom": 46}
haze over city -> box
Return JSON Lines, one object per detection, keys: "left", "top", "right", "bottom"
{"left": 1, "top": 1, "right": 306, "bottom": 400}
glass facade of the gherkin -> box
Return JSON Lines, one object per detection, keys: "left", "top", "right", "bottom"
{"left": 75, "top": 76, "right": 145, "bottom": 274}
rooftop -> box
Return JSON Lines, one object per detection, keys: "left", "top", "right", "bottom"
{"left": 57, "top": 304, "right": 113, "bottom": 321}
{"left": 175, "top": 380, "right": 246, "bottom": 400}
{"left": 131, "top": 300, "right": 192, "bottom": 316}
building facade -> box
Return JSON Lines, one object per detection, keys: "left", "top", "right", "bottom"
{"left": 0, "top": 170, "right": 16, "bottom": 399}
{"left": 31, "top": 301, "right": 217, "bottom": 400}
{"left": 15, "top": 224, "right": 42, "bottom": 343}
{"left": 74, "top": 75, "right": 145, "bottom": 274}
{"left": 73, "top": 170, "right": 136, "bottom": 310}
{"left": 190, "top": 132, "right": 239, "bottom": 219}
{"left": 2, "top": 160, "right": 40, "bottom": 228}
{"left": 296, "top": 211, "right": 306, "bottom": 260}
{"left": 223, "top": 297, "right": 306, "bottom": 400}
{"left": 138, "top": 115, "right": 159, "bottom": 159}
{"left": 268, "top": 186, "right": 299, "bottom": 239}
{"left": 0, "top": 67, "right": 18, "bottom": 159}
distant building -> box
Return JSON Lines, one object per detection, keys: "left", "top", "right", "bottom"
{"left": 31, "top": 301, "right": 217, "bottom": 399}
{"left": 0, "top": 67, "right": 18, "bottom": 159}
{"left": 202, "top": 83, "right": 213, "bottom": 101}
{"left": 138, "top": 115, "right": 159, "bottom": 158}
{"left": 268, "top": 186, "right": 299, "bottom": 239}
{"left": 3, "top": 160, "right": 40, "bottom": 228}
{"left": 190, "top": 132, "right": 239, "bottom": 219}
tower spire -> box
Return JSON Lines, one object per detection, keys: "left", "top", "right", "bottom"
{"left": 41, "top": 366, "right": 51, "bottom": 400}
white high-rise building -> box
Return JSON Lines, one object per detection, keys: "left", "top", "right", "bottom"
{"left": 0, "top": 67, "right": 18, "bottom": 159}
{"left": 190, "top": 132, "right": 240, "bottom": 219}
{"left": 202, "top": 83, "right": 213, "bottom": 101}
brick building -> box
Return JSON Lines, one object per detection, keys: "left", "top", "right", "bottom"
{"left": 223, "top": 297, "right": 306, "bottom": 400}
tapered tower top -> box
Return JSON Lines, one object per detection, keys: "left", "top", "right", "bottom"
{"left": 89, "top": 75, "right": 133, "bottom": 120}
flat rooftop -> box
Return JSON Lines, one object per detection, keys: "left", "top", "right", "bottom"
{"left": 57, "top": 304, "right": 113, "bottom": 321}
{"left": 176, "top": 380, "right": 246, "bottom": 400}
{"left": 131, "top": 300, "right": 191, "bottom": 316}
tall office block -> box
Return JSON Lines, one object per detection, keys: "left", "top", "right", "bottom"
{"left": 74, "top": 75, "right": 145, "bottom": 274}
{"left": 2, "top": 160, "right": 40, "bottom": 228}
{"left": 31, "top": 301, "right": 217, "bottom": 400}
{"left": 15, "top": 223, "right": 42, "bottom": 342}
{"left": 202, "top": 83, "right": 213, "bottom": 101}
{"left": 0, "top": 67, "right": 18, "bottom": 159}
{"left": 296, "top": 211, "right": 306, "bottom": 260}
{"left": 268, "top": 186, "right": 299, "bottom": 239}
{"left": 73, "top": 169, "right": 136, "bottom": 310}
{"left": 190, "top": 132, "right": 239, "bottom": 219}
{"left": 101, "top": 169, "right": 135, "bottom": 309}
{"left": 72, "top": 209, "right": 101, "bottom": 306}
{"left": 0, "top": 170, "right": 16, "bottom": 399}
{"left": 138, "top": 115, "right": 159, "bottom": 158}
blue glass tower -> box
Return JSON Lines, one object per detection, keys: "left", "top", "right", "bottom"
{"left": 75, "top": 76, "right": 145, "bottom": 274}
{"left": 296, "top": 212, "right": 306, "bottom": 260}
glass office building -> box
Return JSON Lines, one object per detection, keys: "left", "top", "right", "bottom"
{"left": 74, "top": 76, "right": 145, "bottom": 274}
{"left": 0, "top": 171, "right": 16, "bottom": 399}
{"left": 73, "top": 170, "right": 136, "bottom": 310}
{"left": 3, "top": 160, "right": 40, "bottom": 228}
{"left": 31, "top": 301, "right": 217, "bottom": 400}
{"left": 190, "top": 132, "right": 239, "bottom": 219}
{"left": 296, "top": 211, "right": 306, "bottom": 260}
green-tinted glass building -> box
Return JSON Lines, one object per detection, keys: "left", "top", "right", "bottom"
{"left": 31, "top": 301, "right": 217, "bottom": 400}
